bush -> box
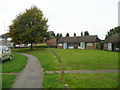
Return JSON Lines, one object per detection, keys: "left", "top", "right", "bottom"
{"left": 34, "top": 44, "right": 48, "bottom": 48}
{"left": 96, "top": 43, "right": 103, "bottom": 50}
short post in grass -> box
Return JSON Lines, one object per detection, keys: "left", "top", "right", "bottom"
{"left": 61, "top": 67, "right": 65, "bottom": 82}
{"left": 64, "top": 84, "right": 69, "bottom": 88}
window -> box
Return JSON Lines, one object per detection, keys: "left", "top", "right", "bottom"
{"left": 58, "top": 43, "right": 62, "bottom": 46}
{"left": 2, "top": 47, "right": 6, "bottom": 52}
{"left": 68, "top": 43, "right": 74, "bottom": 47}
{"left": 87, "top": 43, "right": 93, "bottom": 46}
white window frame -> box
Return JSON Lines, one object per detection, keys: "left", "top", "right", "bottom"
{"left": 87, "top": 43, "right": 93, "bottom": 46}
{"left": 58, "top": 43, "right": 63, "bottom": 46}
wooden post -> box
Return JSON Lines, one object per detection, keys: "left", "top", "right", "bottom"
{"left": 61, "top": 69, "right": 65, "bottom": 82}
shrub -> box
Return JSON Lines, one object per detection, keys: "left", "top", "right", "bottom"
{"left": 96, "top": 43, "right": 103, "bottom": 50}
{"left": 34, "top": 44, "right": 48, "bottom": 48}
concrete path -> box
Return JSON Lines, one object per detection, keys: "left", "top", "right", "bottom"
{"left": 12, "top": 53, "right": 43, "bottom": 88}
{"left": 45, "top": 70, "right": 119, "bottom": 74}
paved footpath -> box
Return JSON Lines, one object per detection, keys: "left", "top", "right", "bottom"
{"left": 45, "top": 70, "right": 119, "bottom": 74}
{"left": 12, "top": 53, "right": 43, "bottom": 88}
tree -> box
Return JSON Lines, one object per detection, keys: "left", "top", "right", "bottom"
{"left": 84, "top": 31, "right": 89, "bottom": 36}
{"left": 65, "top": 33, "right": 70, "bottom": 37}
{"left": 56, "top": 33, "right": 60, "bottom": 41}
{"left": 49, "top": 31, "right": 55, "bottom": 37}
{"left": 59, "top": 33, "right": 63, "bottom": 37}
{"left": 105, "top": 26, "right": 120, "bottom": 39}
{"left": 74, "top": 33, "right": 76, "bottom": 36}
{"left": 81, "top": 32, "right": 83, "bottom": 36}
{"left": 9, "top": 6, "right": 49, "bottom": 50}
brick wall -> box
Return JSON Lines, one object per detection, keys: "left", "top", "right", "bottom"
{"left": 85, "top": 42, "right": 97, "bottom": 49}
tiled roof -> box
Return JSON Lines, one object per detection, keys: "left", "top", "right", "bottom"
{"left": 58, "top": 35, "right": 100, "bottom": 43}
{"left": 104, "top": 34, "right": 120, "bottom": 43}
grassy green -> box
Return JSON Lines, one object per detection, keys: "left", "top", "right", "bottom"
{"left": 52, "top": 48, "right": 118, "bottom": 70}
{"left": 2, "top": 75, "right": 16, "bottom": 88}
{"left": 43, "top": 73, "right": 118, "bottom": 88}
{"left": 2, "top": 53, "right": 28, "bottom": 73}
{"left": 12, "top": 48, "right": 119, "bottom": 88}
{"left": 12, "top": 48, "right": 118, "bottom": 70}
{"left": 2, "top": 53, "right": 28, "bottom": 88}
{"left": 12, "top": 48, "right": 60, "bottom": 71}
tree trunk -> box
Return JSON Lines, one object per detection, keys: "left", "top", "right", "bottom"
{"left": 30, "top": 43, "right": 33, "bottom": 50}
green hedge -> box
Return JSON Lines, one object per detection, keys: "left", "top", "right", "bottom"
{"left": 34, "top": 44, "right": 48, "bottom": 48}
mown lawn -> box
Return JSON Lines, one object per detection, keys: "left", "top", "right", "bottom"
{"left": 2, "top": 53, "right": 28, "bottom": 88}
{"left": 43, "top": 73, "right": 118, "bottom": 88}
{"left": 2, "top": 53, "right": 28, "bottom": 73}
{"left": 12, "top": 48, "right": 119, "bottom": 88}
{"left": 2, "top": 75, "right": 17, "bottom": 88}
{"left": 52, "top": 48, "right": 118, "bottom": 70}
{"left": 12, "top": 48, "right": 118, "bottom": 70}
{"left": 12, "top": 48, "right": 60, "bottom": 71}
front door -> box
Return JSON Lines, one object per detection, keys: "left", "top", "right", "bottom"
{"left": 108, "top": 43, "right": 112, "bottom": 51}
{"left": 80, "top": 42, "right": 85, "bottom": 49}
{"left": 63, "top": 43, "right": 67, "bottom": 49}
{"left": 112, "top": 44, "right": 114, "bottom": 51}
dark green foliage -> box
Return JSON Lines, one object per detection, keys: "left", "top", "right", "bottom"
{"left": 81, "top": 32, "right": 83, "bottom": 36}
{"left": 49, "top": 31, "right": 55, "bottom": 37}
{"left": 96, "top": 43, "right": 104, "bottom": 50}
{"left": 8, "top": 5, "right": 49, "bottom": 50}
{"left": 56, "top": 33, "right": 62, "bottom": 41}
{"left": 105, "top": 26, "right": 120, "bottom": 39}
{"left": 59, "top": 33, "right": 63, "bottom": 37}
{"left": 66, "top": 33, "right": 70, "bottom": 37}
{"left": 74, "top": 33, "right": 76, "bottom": 36}
{"left": 84, "top": 31, "right": 89, "bottom": 36}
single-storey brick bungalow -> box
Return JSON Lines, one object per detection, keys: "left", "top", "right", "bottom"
{"left": 46, "top": 37, "right": 57, "bottom": 48}
{"left": 104, "top": 34, "right": 120, "bottom": 51}
{"left": 57, "top": 35, "right": 101, "bottom": 49}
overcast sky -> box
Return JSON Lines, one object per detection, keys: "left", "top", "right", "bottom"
{"left": 0, "top": 0, "right": 119, "bottom": 39}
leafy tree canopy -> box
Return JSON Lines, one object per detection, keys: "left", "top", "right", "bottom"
{"left": 105, "top": 26, "right": 120, "bottom": 39}
{"left": 9, "top": 5, "right": 49, "bottom": 49}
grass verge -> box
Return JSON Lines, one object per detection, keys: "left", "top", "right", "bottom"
{"left": 2, "top": 53, "right": 28, "bottom": 88}
{"left": 52, "top": 48, "right": 118, "bottom": 70}
{"left": 12, "top": 48, "right": 60, "bottom": 71}
{"left": 2, "top": 75, "right": 16, "bottom": 88}
{"left": 43, "top": 73, "right": 118, "bottom": 88}
{"left": 2, "top": 53, "right": 28, "bottom": 73}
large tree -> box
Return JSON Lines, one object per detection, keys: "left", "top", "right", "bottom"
{"left": 84, "top": 31, "right": 89, "bottom": 36}
{"left": 105, "top": 26, "right": 120, "bottom": 39}
{"left": 9, "top": 6, "right": 49, "bottom": 50}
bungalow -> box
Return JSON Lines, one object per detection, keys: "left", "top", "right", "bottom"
{"left": 57, "top": 35, "right": 101, "bottom": 49}
{"left": 104, "top": 34, "right": 120, "bottom": 51}
{"left": 46, "top": 37, "right": 57, "bottom": 48}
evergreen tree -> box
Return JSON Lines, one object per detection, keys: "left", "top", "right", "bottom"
{"left": 74, "top": 33, "right": 76, "bottom": 36}
{"left": 81, "top": 32, "right": 83, "bottom": 36}
{"left": 59, "top": 33, "right": 63, "bottom": 37}
{"left": 66, "top": 33, "right": 70, "bottom": 37}
{"left": 84, "top": 31, "right": 89, "bottom": 36}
